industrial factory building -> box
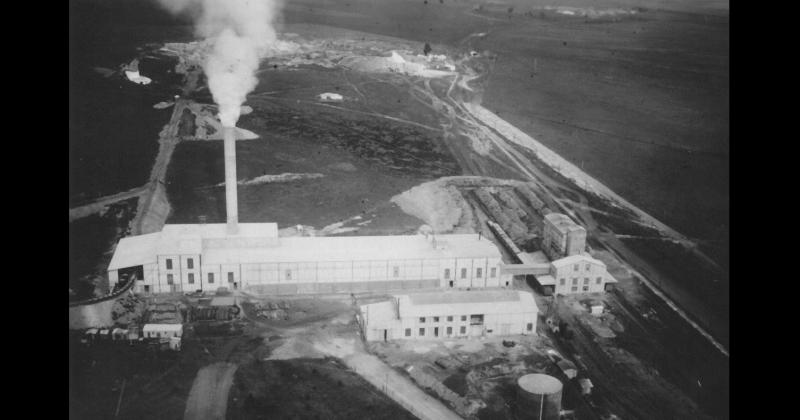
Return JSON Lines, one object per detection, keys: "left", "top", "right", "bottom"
{"left": 358, "top": 290, "right": 538, "bottom": 341}
{"left": 533, "top": 253, "right": 617, "bottom": 295}
{"left": 542, "top": 213, "right": 587, "bottom": 259}
{"left": 107, "top": 223, "right": 513, "bottom": 295}
{"left": 107, "top": 125, "right": 513, "bottom": 295}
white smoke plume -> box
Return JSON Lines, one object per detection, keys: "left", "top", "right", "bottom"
{"left": 157, "top": 0, "right": 282, "bottom": 127}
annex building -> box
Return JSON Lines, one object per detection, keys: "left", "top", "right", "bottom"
{"left": 107, "top": 223, "right": 513, "bottom": 295}
{"left": 533, "top": 253, "right": 617, "bottom": 295}
{"left": 358, "top": 290, "right": 538, "bottom": 341}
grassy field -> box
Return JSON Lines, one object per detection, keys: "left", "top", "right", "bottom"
{"left": 166, "top": 68, "right": 459, "bottom": 231}
{"left": 228, "top": 357, "right": 417, "bottom": 420}
{"left": 282, "top": 0, "right": 729, "bottom": 260}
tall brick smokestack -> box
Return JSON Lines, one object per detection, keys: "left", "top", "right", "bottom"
{"left": 223, "top": 127, "right": 239, "bottom": 235}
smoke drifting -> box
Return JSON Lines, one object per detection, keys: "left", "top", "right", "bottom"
{"left": 157, "top": 0, "right": 282, "bottom": 127}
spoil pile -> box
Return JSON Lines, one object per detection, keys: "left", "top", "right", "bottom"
{"left": 145, "top": 302, "right": 183, "bottom": 324}
{"left": 111, "top": 293, "right": 146, "bottom": 327}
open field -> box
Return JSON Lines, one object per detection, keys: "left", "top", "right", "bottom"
{"left": 283, "top": 0, "right": 729, "bottom": 250}
{"left": 166, "top": 65, "right": 461, "bottom": 232}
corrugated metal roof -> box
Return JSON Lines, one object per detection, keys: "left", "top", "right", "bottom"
{"left": 162, "top": 223, "right": 278, "bottom": 238}
{"left": 202, "top": 233, "right": 500, "bottom": 264}
{"left": 109, "top": 224, "right": 502, "bottom": 270}
{"left": 536, "top": 275, "right": 556, "bottom": 285}
{"left": 551, "top": 253, "right": 606, "bottom": 269}
{"left": 143, "top": 323, "right": 183, "bottom": 332}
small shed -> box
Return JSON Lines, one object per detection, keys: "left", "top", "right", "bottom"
{"left": 319, "top": 92, "right": 344, "bottom": 102}
{"left": 169, "top": 336, "right": 182, "bottom": 351}
{"left": 97, "top": 329, "right": 112, "bottom": 340}
{"left": 127, "top": 328, "right": 140, "bottom": 342}
{"left": 83, "top": 328, "right": 98, "bottom": 343}
{"left": 112, "top": 328, "right": 128, "bottom": 341}
{"left": 578, "top": 378, "right": 593, "bottom": 395}
{"left": 589, "top": 302, "right": 604, "bottom": 316}
{"left": 143, "top": 323, "right": 183, "bottom": 339}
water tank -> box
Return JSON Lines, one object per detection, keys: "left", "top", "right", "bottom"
{"left": 516, "top": 373, "right": 563, "bottom": 420}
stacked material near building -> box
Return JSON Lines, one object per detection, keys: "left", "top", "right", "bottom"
{"left": 108, "top": 224, "right": 512, "bottom": 295}
{"left": 359, "top": 290, "right": 538, "bottom": 341}
{"left": 542, "top": 213, "right": 586, "bottom": 259}
{"left": 516, "top": 374, "right": 562, "bottom": 420}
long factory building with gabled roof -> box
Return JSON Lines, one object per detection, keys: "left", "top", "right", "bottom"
{"left": 107, "top": 223, "right": 515, "bottom": 295}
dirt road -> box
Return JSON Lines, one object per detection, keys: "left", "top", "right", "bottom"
{"left": 68, "top": 185, "right": 149, "bottom": 222}
{"left": 183, "top": 362, "right": 238, "bottom": 420}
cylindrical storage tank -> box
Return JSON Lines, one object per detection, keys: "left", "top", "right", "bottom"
{"left": 516, "top": 373, "right": 563, "bottom": 420}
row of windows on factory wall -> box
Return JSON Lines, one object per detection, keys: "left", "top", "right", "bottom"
{"left": 161, "top": 264, "right": 497, "bottom": 284}
{"left": 165, "top": 258, "right": 194, "bottom": 270}
{"left": 443, "top": 267, "right": 496, "bottom": 279}
{"left": 559, "top": 276, "right": 603, "bottom": 292}
{"left": 404, "top": 322, "right": 534, "bottom": 337}
{"left": 165, "top": 272, "right": 232, "bottom": 285}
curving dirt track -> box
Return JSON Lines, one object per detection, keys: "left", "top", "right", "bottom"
{"left": 183, "top": 362, "right": 238, "bottom": 420}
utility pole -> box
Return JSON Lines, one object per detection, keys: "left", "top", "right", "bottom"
{"left": 114, "top": 378, "right": 127, "bottom": 418}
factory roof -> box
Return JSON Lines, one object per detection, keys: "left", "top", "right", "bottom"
{"left": 517, "top": 251, "right": 549, "bottom": 265}
{"left": 544, "top": 213, "right": 585, "bottom": 233}
{"left": 108, "top": 224, "right": 502, "bottom": 271}
{"left": 162, "top": 223, "right": 278, "bottom": 238}
{"left": 143, "top": 323, "right": 183, "bottom": 332}
{"left": 397, "top": 290, "right": 538, "bottom": 318}
{"left": 551, "top": 253, "right": 606, "bottom": 269}
{"left": 157, "top": 235, "right": 202, "bottom": 255}
{"left": 535, "top": 274, "right": 556, "bottom": 286}
{"left": 499, "top": 262, "right": 550, "bottom": 276}
{"left": 201, "top": 233, "right": 500, "bottom": 265}
{"left": 108, "top": 232, "right": 161, "bottom": 270}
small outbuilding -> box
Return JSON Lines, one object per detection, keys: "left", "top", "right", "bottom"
{"left": 318, "top": 92, "right": 344, "bottom": 102}
{"left": 169, "top": 336, "right": 182, "bottom": 351}
{"left": 142, "top": 323, "right": 183, "bottom": 339}
{"left": 578, "top": 378, "right": 594, "bottom": 395}
{"left": 112, "top": 328, "right": 129, "bottom": 341}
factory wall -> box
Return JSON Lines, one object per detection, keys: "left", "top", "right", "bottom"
{"left": 363, "top": 309, "right": 537, "bottom": 341}
{"left": 552, "top": 259, "right": 608, "bottom": 295}
{"left": 157, "top": 254, "right": 204, "bottom": 293}
{"left": 116, "top": 253, "right": 511, "bottom": 295}
{"left": 565, "top": 229, "right": 587, "bottom": 256}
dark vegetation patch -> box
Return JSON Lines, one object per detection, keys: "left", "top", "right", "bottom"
{"left": 227, "top": 357, "right": 416, "bottom": 420}
{"left": 68, "top": 332, "right": 205, "bottom": 420}
{"left": 244, "top": 99, "right": 458, "bottom": 177}
{"left": 442, "top": 371, "right": 467, "bottom": 397}
{"left": 69, "top": 198, "right": 138, "bottom": 301}
{"left": 610, "top": 286, "right": 729, "bottom": 419}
